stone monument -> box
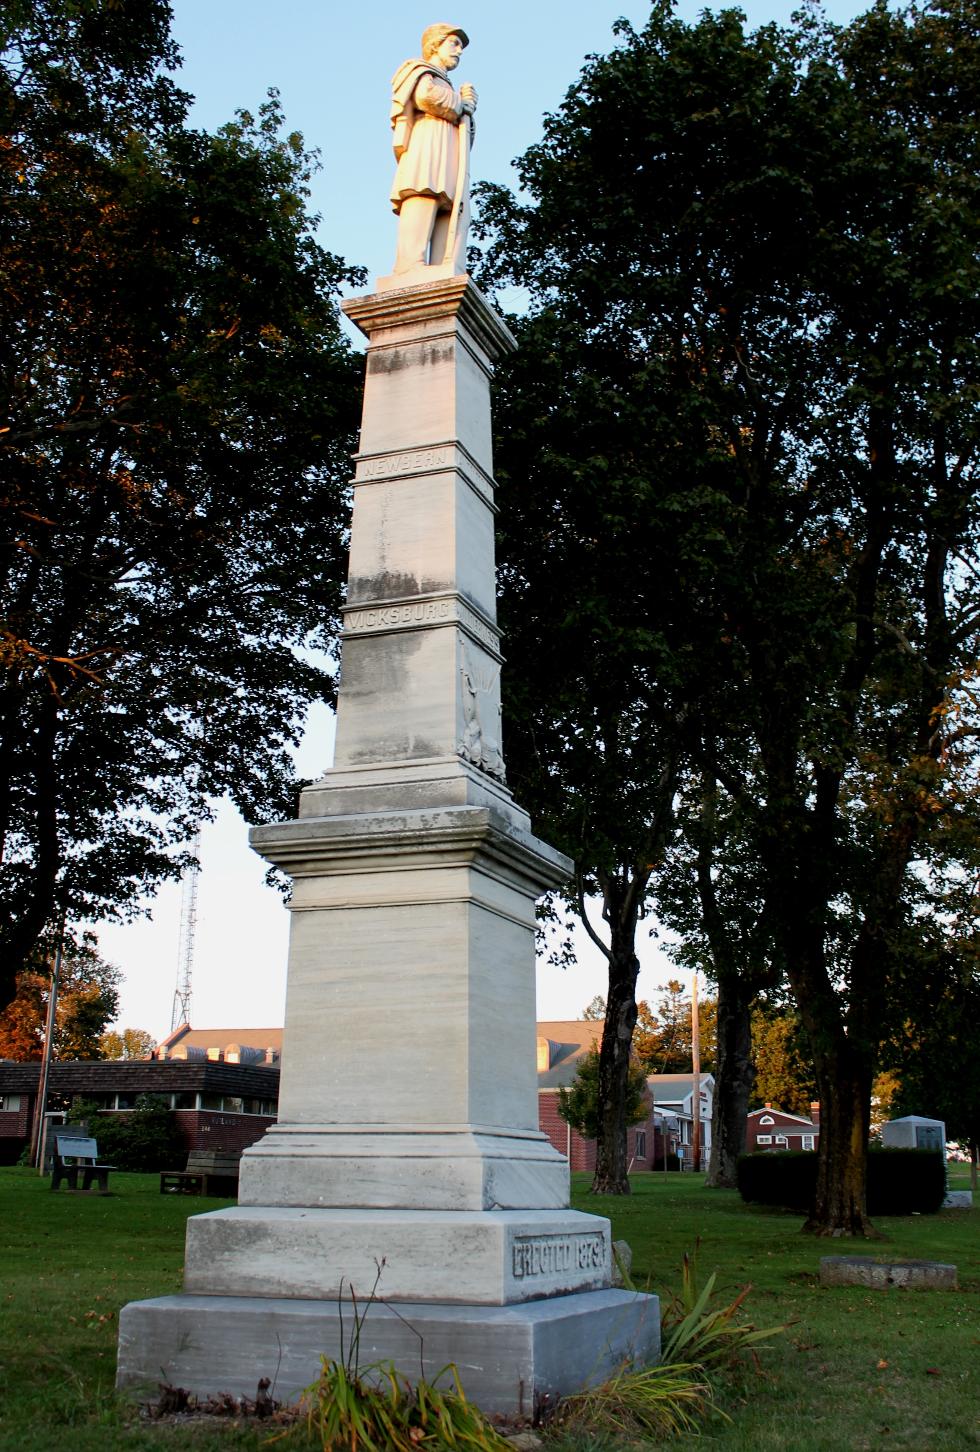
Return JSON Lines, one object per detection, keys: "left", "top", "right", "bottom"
{"left": 116, "top": 25, "right": 658, "bottom": 1416}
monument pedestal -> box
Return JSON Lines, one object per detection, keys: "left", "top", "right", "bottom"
{"left": 117, "top": 273, "right": 658, "bottom": 1415}
{"left": 118, "top": 1290, "right": 656, "bottom": 1420}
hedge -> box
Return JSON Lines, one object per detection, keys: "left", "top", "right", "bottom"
{"left": 736, "top": 1147, "right": 946, "bottom": 1215}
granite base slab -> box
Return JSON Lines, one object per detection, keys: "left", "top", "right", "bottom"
{"left": 184, "top": 1206, "right": 610, "bottom": 1305}
{"left": 116, "top": 1288, "right": 660, "bottom": 1419}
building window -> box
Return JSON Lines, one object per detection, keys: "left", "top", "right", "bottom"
{"left": 757, "top": 1135, "right": 773, "bottom": 1145}
{"left": 171, "top": 1092, "right": 197, "bottom": 1110}
{"left": 195, "top": 1093, "right": 277, "bottom": 1115}
{"left": 759, "top": 1114, "right": 775, "bottom": 1125}
{"left": 802, "top": 1135, "right": 814, "bottom": 1151}
{"left": 634, "top": 1130, "right": 646, "bottom": 1159}
{"left": 775, "top": 1135, "right": 787, "bottom": 1145}
{"left": 0, "top": 1095, "right": 21, "bottom": 1112}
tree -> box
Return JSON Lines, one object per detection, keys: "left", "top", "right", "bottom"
{"left": 750, "top": 1008, "right": 817, "bottom": 1117}
{"left": 633, "top": 983, "right": 718, "bottom": 1075}
{"left": 581, "top": 995, "right": 606, "bottom": 1022}
{"left": 0, "top": 936, "right": 120, "bottom": 1058}
{"left": 882, "top": 941, "right": 980, "bottom": 1187}
{"left": 0, "top": 0, "right": 363, "bottom": 1006}
{"left": 557, "top": 1046, "right": 649, "bottom": 1143}
{"left": 100, "top": 1026, "right": 155, "bottom": 1060}
{"left": 478, "top": 0, "right": 980, "bottom": 1231}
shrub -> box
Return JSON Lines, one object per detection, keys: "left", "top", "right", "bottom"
{"left": 737, "top": 1151, "right": 814, "bottom": 1211}
{"left": 651, "top": 1153, "right": 682, "bottom": 1172}
{"left": 90, "top": 1095, "right": 185, "bottom": 1171}
{"left": 867, "top": 1148, "right": 946, "bottom": 1215}
{"left": 737, "top": 1148, "right": 946, "bottom": 1215}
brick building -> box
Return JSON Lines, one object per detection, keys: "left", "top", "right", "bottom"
{"left": 3, "top": 1019, "right": 713, "bottom": 1173}
{"left": 536, "top": 1020, "right": 682, "bottom": 1171}
{"left": 0, "top": 1056, "right": 279, "bottom": 1164}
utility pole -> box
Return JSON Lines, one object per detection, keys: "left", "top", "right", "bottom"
{"left": 691, "top": 971, "right": 701, "bottom": 1173}
{"left": 31, "top": 918, "right": 65, "bottom": 1171}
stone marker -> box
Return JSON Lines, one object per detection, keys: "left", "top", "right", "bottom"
{"left": 116, "top": 25, "right": 658, "bottom": 1416}
{"left": 942, "top": 1190, "right": 973, "bottom": 1209}
{"left": 819, "top": 1257, "right": 958, "bottom": 1290}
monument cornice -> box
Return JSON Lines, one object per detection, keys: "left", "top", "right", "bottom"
{"left": 342, "top": 274, "right": 517, "bottom": 362}
{"left": 250, "top": 805, "right": 572, "bottom": 894}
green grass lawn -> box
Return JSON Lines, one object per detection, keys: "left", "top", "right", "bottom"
{"left": 0, "top": 1164, "right": 975, "bottom": 1451}
{"left": 568, "top": 1167, "right": 979, "bottom": 1452}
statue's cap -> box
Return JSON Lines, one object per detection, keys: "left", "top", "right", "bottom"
{"left": 421, "top": 22, "right": 469, "bottom": 54}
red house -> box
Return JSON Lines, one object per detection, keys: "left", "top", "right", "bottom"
{"left": 745, "top": 1104, "right": 820, "bottom": 1152}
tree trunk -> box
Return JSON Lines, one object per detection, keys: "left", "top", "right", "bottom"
{"left": 593, "top": 922, "right": 640, "bottom": 1195}
{"left": 804, "top": 1054, "right": 877, "bottom": 1237}
{"left": 706, "top": 977, "right": 754, "bottom": 1188}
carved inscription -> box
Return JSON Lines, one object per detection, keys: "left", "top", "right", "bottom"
{"left": 457, "top": 602, "right": 500, "bottom": 653}
{"left": 511, "top": 1234, "right": 606, "bottom": 1281}
{"left": 358, "top": 446, "right": 453, "bottom": 481}
{"left": 346, "top": 600, "right": 452, "bottom": 631}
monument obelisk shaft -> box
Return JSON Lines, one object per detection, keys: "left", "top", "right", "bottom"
{"left": 117, "top": 26, "right": 657, "bottom": 1411}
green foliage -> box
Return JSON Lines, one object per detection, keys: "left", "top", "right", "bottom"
{"left": 749, "top": 1007, "right": 816, "bottom": 1115}
{"left": 660, "top": 1242, "right": 786, "bottom": 1371}
{"left": 555, "top": 1361, "right": 715, "bottom": 1442}
{"left": 85, "top": 1094, "right": 184, "bottom": 1171}
{"left": 557, "top": 1046, "right": 648, "bottom": 1142}
{"left": 0, "top": 0, "right": 364, "bottom": 1004}
{"left": 0, "top": 936, "right": 120, "bottom": 1058}
{"left": 882, "top": 946, "right": 980, "bottom": 1152}
{"left": 634, "top": 982, "right": 718, "bottom": 1075}
{"left": 98, "top": 1026, "right": 155, "bottom": 1060}
{"left": 737, "top": 1149, "right": 947, "bottom": 1215}
{"left": 292, "top": 1358, "right": 510, "bottom": 1452}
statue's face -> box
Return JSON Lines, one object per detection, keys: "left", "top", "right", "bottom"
{"left": 433, "top": 33, "right": 464, "bottom": 70}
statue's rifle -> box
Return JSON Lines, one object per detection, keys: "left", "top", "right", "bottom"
{"left": 442, "top": 106, "right": 472, "bottom": 269}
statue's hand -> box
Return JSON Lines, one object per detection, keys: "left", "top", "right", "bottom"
{"left": 459, "top": 83, "right": 478, "bottom": 113}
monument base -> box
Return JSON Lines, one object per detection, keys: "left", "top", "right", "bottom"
{"left": 184, "top": 1207, "right": 610, "bottom": 1305}
{"left": 116, "top": 1287, "right": 660, "bottom": 1419}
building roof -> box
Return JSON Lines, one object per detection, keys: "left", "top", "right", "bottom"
{"left": 156, "top": 1024, "right": 283, "bottom": 1061}
{"left": 535, "top": 1022, "right": 714, "bottom": 1114}
{"left": 0, "top": 1059, "right": 279, "bottom": 1096}
{"left": 648, "top": 1074, "right": 715, "bottom": 1103}
{"left": 748, "top": 1107, "right": 816, "bottom": 1128}
{"left": 536, "top": 1020, "right": 602, "bottom": 1089}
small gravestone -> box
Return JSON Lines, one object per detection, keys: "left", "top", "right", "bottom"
{"left": 820, "top": 1256, "right": 957, "bottom": 1290}
{"left": 942, "top": 1190, "right": 973, "bottom": 1209}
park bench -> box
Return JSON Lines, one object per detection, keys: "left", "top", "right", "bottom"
{"left": 160, "top": 1148, "right": 241, "bottom": 1198}
{"left": 51, "top": 1135, "right": 115, "bottom": 1194}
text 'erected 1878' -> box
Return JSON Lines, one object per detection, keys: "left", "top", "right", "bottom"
{"left": 511, "top": 1234, "right": 605, "bottom": 1280}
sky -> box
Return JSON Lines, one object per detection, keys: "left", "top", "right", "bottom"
{"left": 96, "top": 0, "right": 867, "bottom": 1040}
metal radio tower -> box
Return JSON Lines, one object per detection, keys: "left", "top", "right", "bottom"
{"left": 170, "top": 826, "right": 202, "bottom": 1032}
